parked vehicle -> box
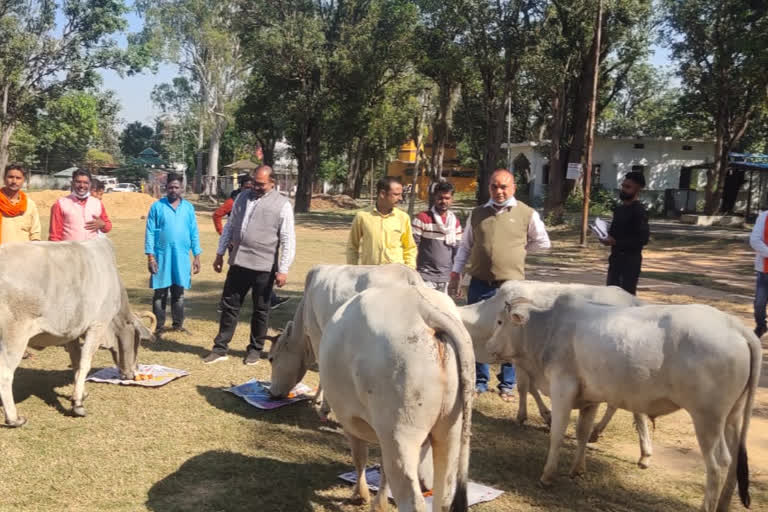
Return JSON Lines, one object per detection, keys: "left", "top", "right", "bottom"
{"left": 113, "top": 183, "right": 138, "bottom": 193}
{"left": 94, "top": 176, "right": 118, "bottom": 192}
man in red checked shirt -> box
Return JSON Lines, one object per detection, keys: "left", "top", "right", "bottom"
{"left": 49, "top": 169, "right": 112, "bottom": 241}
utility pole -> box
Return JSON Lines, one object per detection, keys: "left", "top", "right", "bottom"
{"left": 580, "top": 0, "right": 603, "bottom": 247}
{"left": 506, "top": 92, "right": 513, "bottom": 172}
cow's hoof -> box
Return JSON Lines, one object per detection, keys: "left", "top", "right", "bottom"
{"left": 542, "top": 413, "right": 552, "bottom": 427}
{"left": 516, "top": 415, "right": 527, "bottom": 425}
{"left": 569, "top": 466, "right": 586, "bottom": 479}
{"left": 588, "top": 431, "right": 600, "bottom": 443}
{"left": 3, "top": 416, "right": 28, "bottom": 428}
{"left": 351, "top": 484, "right": 370, "bottom": 504}
{"left": 538, "top": 477, "right": 554, "bottom": 488}
{"left": 72, "top": 405, "right": 87, "bottom": 418}
{"left": 637, "top": 457, "right": 651, "bottom": 469}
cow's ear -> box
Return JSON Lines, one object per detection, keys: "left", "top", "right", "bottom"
{"left": 508, "top": 308, "right": 529, "bottom": 326}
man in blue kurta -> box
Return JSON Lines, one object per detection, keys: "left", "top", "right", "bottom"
{"left": 144, "top": 174, "right": 202, "bottom": 334}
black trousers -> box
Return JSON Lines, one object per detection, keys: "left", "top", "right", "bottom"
{"left": 153, "top": 285, "right": 185, "bottom": 329}
{"left": 212, "top": 265, "right": 275, "bottom": 355}
{"left": 607, "top": 251, "right": 642, "bottom": 295}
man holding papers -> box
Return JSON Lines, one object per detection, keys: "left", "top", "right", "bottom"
{"left": 601, "top": 171, "right": 649, "bottom": 295}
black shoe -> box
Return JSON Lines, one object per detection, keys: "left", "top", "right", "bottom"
{"left": 202, "top": 352, "right": 228, "bottom": 364}
{"left": 244, "top": 350, "right": 263, "bottom": 366}
{"left": 154, "top": 326, "right": 166, "bottom": 337}
{"left": 171, "top": 326, "right": 191, "bottom": 335}
{"left": 270, "top": 296, "right": 289, "bottom": 310}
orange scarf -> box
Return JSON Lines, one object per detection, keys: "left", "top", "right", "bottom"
{"left": 0, "top": 190, "right": 28, "bottom": 245}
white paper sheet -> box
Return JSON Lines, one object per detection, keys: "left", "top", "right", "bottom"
{"left": 338, "top": 466, "right": 504, "bottom": 507}
{"left": 86, "top": 364, "right": 189, "bottom": 387}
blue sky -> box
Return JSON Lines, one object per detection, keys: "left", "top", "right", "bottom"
{"left": 99, "top": 12, "right": 674, "bottom": 127}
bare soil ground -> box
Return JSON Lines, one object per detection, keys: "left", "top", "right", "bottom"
{"left": 1, "top": 212, "right": 765, "bottom": 511}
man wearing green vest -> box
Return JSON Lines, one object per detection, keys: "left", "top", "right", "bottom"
{"left": 448, "top": 169, "right": 551, "bottom": 399}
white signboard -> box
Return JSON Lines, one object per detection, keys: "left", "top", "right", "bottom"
{"left": 566, "top": 162, "right": 582, "bottom": 180}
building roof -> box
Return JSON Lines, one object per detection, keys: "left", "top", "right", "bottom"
{"left": 53, "top": 167, "right": 79, "bottom": 177}
{"left": 223, "top": 159, "right": 259, "bottom": 170}
{"left": 729, "top": 153, "right": 768, "bottom": 172}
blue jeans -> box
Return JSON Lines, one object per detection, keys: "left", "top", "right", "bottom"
{"left": 754, "top": 272, "right": 768, "bottom": 334}
{"left": 469, "top": 278, "right": 516, "bottom": 393}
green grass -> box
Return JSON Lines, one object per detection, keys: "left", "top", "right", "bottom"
{"left": 0, "top": 212, "right": 764, "bottom": 511}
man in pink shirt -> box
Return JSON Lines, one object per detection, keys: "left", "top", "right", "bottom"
{"left": 49, "top": 169, "right": 112, "bottom": 241}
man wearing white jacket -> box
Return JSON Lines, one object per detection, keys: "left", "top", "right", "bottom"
{"left": 749, "top": 209, "right": 768, "bottom": 337}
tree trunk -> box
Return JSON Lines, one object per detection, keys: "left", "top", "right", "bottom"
{"left": 545, "top": 85, "right": 567, "bottom": 220}
{"left": 205, "top": 118, "right": 225, "bottom": 198}
{"left": 431, "top": 81, "right": 461, "bottom": 183}
{"left": 0, "top": 123, "right": 14, "bottom": 178}
{"left": 344, "top": 138, "right": 366, "bottom": 197}
{"left": 565, "top": 53, "right": 595, "bottom": 199}
{"left": 295, "top": 118, "right": 320, "bottom": 213}
{"left": 354, "top": 156, "right": 372, "bottom": 198}
{"left": 194, "top": 111, "right": 205, "bottom": 194}
{"left": 262, "top": 139, "right": 276, "bottom": 167}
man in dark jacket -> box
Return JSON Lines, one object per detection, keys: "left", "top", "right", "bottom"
{"left": 602, "top": 171, "right": 650, "bottom": 295}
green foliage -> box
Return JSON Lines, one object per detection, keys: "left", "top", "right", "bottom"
{"left": 0, "top": 0, "right": 136, "bottom": 171}
{"left": 83, "top": 148, "right": 115, "bottom": 173}
{"left": 7, "top": 125, "right": 39, "bottom": 168}
{"left": 37, "top": 91, "right": 102, "bottom": 161}
{"left": 598, "top": 63, "right": 689, "bottom": 138}
{"left": 316, "top": 155, "right": 348, "bottom": 186}
{"left": 115, "top": 164, "right": 149, "bottom": 184}
{"left": 663, "top": 0, "right": 768, "bottom": 211}
{"left": 119, "top": 122, "right": 156, "bottom": 158}
{"left": 565, "top": 184, "right": 616, "bottom": 217}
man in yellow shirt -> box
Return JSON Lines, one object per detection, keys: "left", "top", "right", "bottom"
{"left": 347, "top": 177, "right": 417, "bottom": 268}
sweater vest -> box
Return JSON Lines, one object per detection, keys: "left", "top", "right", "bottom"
{"left": 465, "top": 202, "right": 533, "bottom": 282}
{"left": 58, "top": 195, "right": 103, "bottom": 241}
{"left": 229, "top": 190, "right": 288, "bottom": 272}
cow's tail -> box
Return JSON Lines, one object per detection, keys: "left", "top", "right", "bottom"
{"left": 734, "top": 320, "right": 762, "bottom": 508}
{"left": 416, "top": 289, "right": 473, "bottom": 512}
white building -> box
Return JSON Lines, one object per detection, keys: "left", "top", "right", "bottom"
{"left": 507, "top": 136, "right": 715, "bottom": 210}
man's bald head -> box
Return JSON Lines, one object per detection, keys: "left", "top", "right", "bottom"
{"left": 489, "top": 168, "right": 516, "bottom": 204}
{"left": 253, "top": 165, "right": 274, "bottom": 181}
{"left": 251, "top": 165, "right": 275, "bottom": 197}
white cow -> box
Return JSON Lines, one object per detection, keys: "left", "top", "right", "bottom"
{"left": 268, "top": 263, "right": 423, "bottom": 406}
{"left": 320, "top": 286, "right": 474, "bottom": 512}
{"left": 268, "top": 264, "right": 435, "bottom": 489}
{"left": 0, "top": 238, "right": 155, "bottom": 425}
{"left": 458, "top": 280, "right": 653, "bottom": 467}
{"left": 487, "top": 294, "right": 761, "bottom": 512}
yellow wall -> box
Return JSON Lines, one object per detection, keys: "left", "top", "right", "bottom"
{"left": 387, "top": 137, "right": 478, "bottom": 199}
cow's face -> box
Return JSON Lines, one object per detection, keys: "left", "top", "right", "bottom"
{"left": 116, "top": 312, "right": 156, "bottom": 380}
{"left": 487, "top": 299, "right": 531, "bottom": 361}
{"left": 268, "top": 321, "right": 310, "bottom": 398}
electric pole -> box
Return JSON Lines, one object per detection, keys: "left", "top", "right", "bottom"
{"left": 580, "top": 0, "right": 603, "bottom": 247}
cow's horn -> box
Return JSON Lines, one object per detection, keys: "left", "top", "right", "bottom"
{"left": 139, "top": 311, "right": 158, "bottom": 334}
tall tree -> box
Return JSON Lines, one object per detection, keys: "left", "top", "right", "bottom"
{"left": 415, "top": 0, "right": 466, "bottom": 184}
{"left": 0, "top": 0, "right": 136, "bottom": 176}
{"left": 236, "top": 73, "right": 289, "bottom": 167}
{"left": 240, "top": 0, "right": 419, "bottom": 212}
{"left": 138, "top": 0, "right": 250, "bottom": 196}
{"left": 459, "top": 0, "right": 546, "bottom": 204}
{"left": 119, "top": 122, "right": 156, "bottom": 158}
{"left": 540, "top": 0, "right": 653, "bottom": 218}
{"left": 665, "top": 0, "right": 768, "bottom": 213}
